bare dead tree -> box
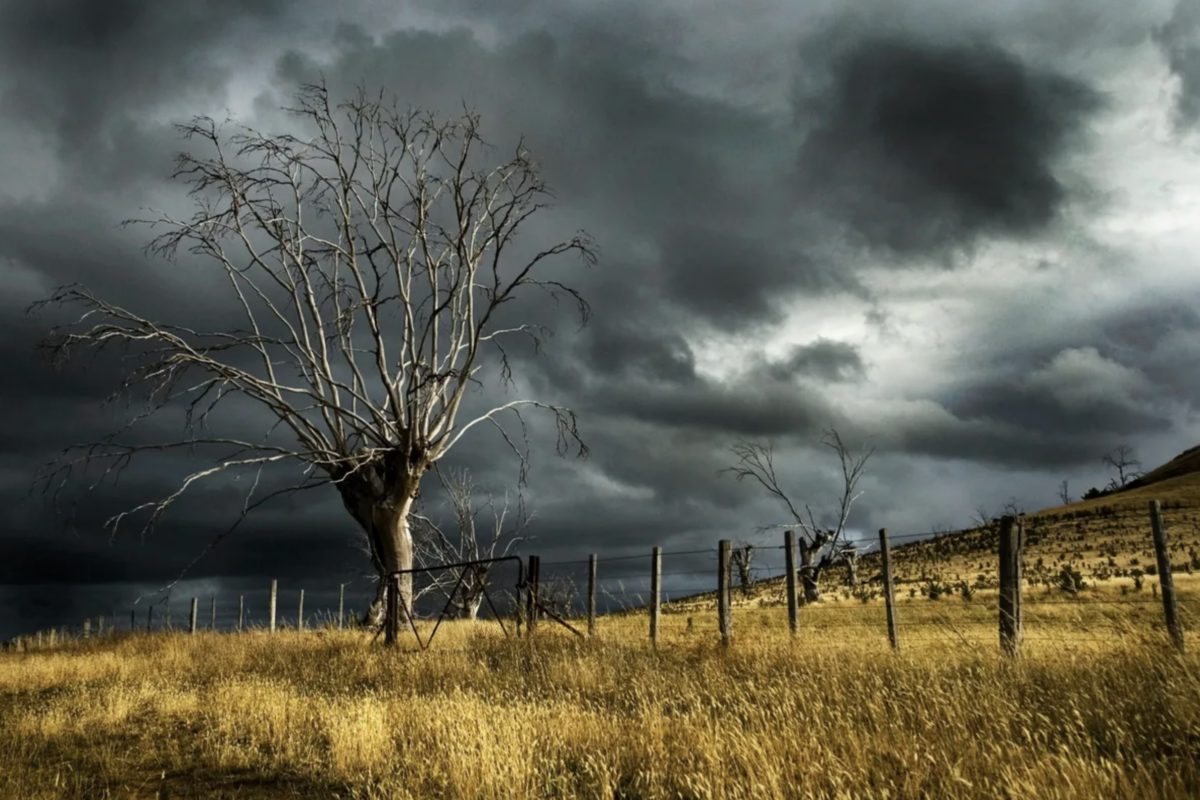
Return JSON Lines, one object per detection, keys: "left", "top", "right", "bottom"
{"left": 537, "top": 574, "right": 579, "bottom": 620}
{"left": 1102, "top": 444, "right": 1144, "bottom": 490}
{"left": 837, "top": 543, "right": 861, "bottom": 586}
{"left": 28, "top": 81, "right": 596, "bottom": 630}
{"left": 969, "top": 504, "right": 993, "bottom": 530}
{"left": 731, "top": 540, "right": 755, "bottom": 597}
{"left": 1001, "top": 497, "right": 1025, "bottom": 517}
{"left": 1056, "top": 479, "right": 1072, "bottom": 505}
{"left": 407, "top": 466, "right": 531, "bottom": 620}
{"left": 722, "top": 427, "right": 873, "bottom": 603}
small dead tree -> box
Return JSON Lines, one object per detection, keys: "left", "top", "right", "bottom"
{"left": 537, "top": 574, "right": 579, "bottom": 620}
{"left": 1103, "top": 444, "right": 1144, "bottom": 490}
{"left": 1056, "top": 479, "right": 1072, "bottom": 505}
{"left": 969, "top": 504, "right": 994, "bottom": 530}
{"left": 407, "top": 467, "right": 531, "bottom": 620}
{"left": 837, "top": 543, "right": 861, "bottom": 586}
{"left": 29, "top": 81, "right": 596, "bottom": 631}
{"left": 723, "top": 428, "right": 873, "bottom": 603}
{"left": 731, "top": 541, "right": 755, "bottom": 597}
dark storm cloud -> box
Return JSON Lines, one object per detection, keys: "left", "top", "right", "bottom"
{"left": 793, "top": 36, "right": 1104, "bottom": 259}
{"left": 757, "top": 339, "right": 865, "bottom": 383}
{"left": 0, "top": 0, "right": 290, "bottom": 169}
{"left": 1, "top": 0, "right": 1196, "bottom": 642}
{"left": 1155, "top": 0, "right": 1200, "bottom": 131}
{"left": 269, "top": 24, "right": 849, "bottom": 339}
{"left": 947, "top": 384, "right": 1170, "bottom": 439}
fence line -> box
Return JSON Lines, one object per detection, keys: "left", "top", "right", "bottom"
{"left": 4, "top": 502, "right": 1192, "bottom": 656}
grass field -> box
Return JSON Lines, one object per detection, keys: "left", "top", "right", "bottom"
{"left": 5, "top": 458, "right": 1200, "bottom": 799}
{"left": 2, "top": 581, "right": 1198, "bottom": 800}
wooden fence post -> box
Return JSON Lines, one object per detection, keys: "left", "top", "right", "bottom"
{"left": 83, "top": 619, "right": 91, "bottom": 638}
{"left": 385, "top": 573, "right": 400, "bottom": 646}
{"left": 718, "top": 539, "right": 732, "bottom": 647}
{"left": 165, "top": 601, "right": 171, "bottom": 631}
{"left": 269, "top": 580, "right": 277, "bottom": 634}
{"left": 588, "top": 554, "right": 597, "bottom": 637}
{"left": 131, "top": 608, "right": 136, "bottom": 632}
{"left": 998, "top": 515, "right": 1023, "bottom": 657}
{"left": 784, "top": 530, "right": 798, "bottom": 636}
{"left": 97, "top": 615, "right": 105, "bottom": 636}
{"left": 526, "top": 555, "right": 541, "bottom": 633}
{"left": 298, "top": 589, "right": 305, "bottom": 633}
{"left": 650, "top": 546, "right": 662, "bottom": 647}
{"left": 210, "top": 597, "right": 217, "bottom": 631}
{"left": 1150, "top": 500, "right": 1185, "bottom": 652}
{"left": 189, "top": 597, "right": 198, "bottom": 635}
{"left": 338, "top": 584, "right": 345, "bottom": 630}
{"left": 238, "top": 595, "right": 244, "bottom": 633}
{"left": 147, "top": 605, "right": 153, "bottom": 633}
{"left": 879, "top": 527, "right": 899, "bottom": 650}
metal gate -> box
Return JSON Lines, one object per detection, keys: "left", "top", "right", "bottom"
{"left": 379, "top": 554, "right": 583, "bottom": 649}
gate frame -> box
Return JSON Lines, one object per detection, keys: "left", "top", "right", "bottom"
{"left": 380, "top": 555, "right": 525, "bottom": 650}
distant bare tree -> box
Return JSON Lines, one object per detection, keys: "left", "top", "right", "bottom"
{"left": 1001, "top": 497, "right": 1025, "bottom": 517}
{"left": 406, "top": 467, "right": 532, "bottom": 620}
{"left": 537, "top": 574, "right": 579, "bottom": 620}
{"left": 723, "top": 428, "right": 873, "bottom": 603}
{"left": 29, "top": 80, "right": 596, "bottom": 632}
{"left": 837, "top": 543, "right": 861, "bottom": 586}
{"left": 731, "top": 541, "right": 756, "bottom": 597}
{"left": 1102, "top": 444, "right": 1144, "bottom": 490}
{"left": 1056, "top": 479, "right": 1072, "bottom": 505}
{"left": 969, "top": 504, "right": 993, "bottom": 530}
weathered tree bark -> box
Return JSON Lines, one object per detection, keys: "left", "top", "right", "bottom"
{"left": 798, "top": 542, "right": 824, "bottom": 603}
{"left": 461, "top": 592, "right": 484, "bottom": 621}
{"left": 336, "top": 455, "right": 425, "bottom": 629}
{"left": 842, "top": 549, "right": 860, "bottom": 587}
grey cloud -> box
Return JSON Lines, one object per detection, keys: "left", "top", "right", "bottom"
{"left": 758, "top": 339, "right": 865, "bottom": 383}
{"left": 3, "top": 0, "right": 1199, "bottom": 641}
{"left": 1155, "top": 0, "right": 1200, "bottom": 131}
{"left": 793, "top": 36, "right": 1104, "bottom": 260}
{"left": 270, "top": 25, "right": 842, "bottom": 338}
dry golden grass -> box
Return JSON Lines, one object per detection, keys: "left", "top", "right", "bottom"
{"left": 5, "top": 474, "right": 1200, "bottom": 799}
{"left": 3, "top": 583, "right": 1200, "bottom": 800}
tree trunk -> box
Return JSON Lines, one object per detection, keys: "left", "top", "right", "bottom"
{"left": 799, "top": 543, "right": 822, "bottom": 603}
{"left": 844, "top": 554, "right": 859, "bottom": 587}
{"left": 337, "top": 461, "right": 422, "bottom": 631}
{"left": 463, "top": 594, "right": 483, "bottom": 621}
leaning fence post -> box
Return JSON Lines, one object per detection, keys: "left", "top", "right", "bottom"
{"left": 338, "top": 584, "right": 345, "bottom": 630}
{"left": 189, "top": 597, "right": 199, "bottom": 635}
{"left": 718, "top": 539, "right": 732, "bottom": 647}
{"left": 269, "top": 580, "right": 278, "bottom": 634}
{"left": 526, "top": 555, "right": 541, "bottom": 633}
{"left": 879, "top": 527, "right": 899, "bottom": 650}
{"left": 298, "top": 589, "right": 305, "bottom": 634}
{"left": 1150, "top": 500, "right": 1185, "bottom": 652}
{"left": 784, "top": 530, "right": 798, "bottom": 636}
{"left": 650, "top": 547, "right": 662, "bottom": 647}
{"left": 588, "top": 554, "right": 597, "bottom": 637}
{"left": 238, "top": 595, "right": 244, "bottom": 633}
{"left": 385, "top": 573, "right": 400, "bottom": 646}
{"left": 998, "top": 515, "right": 1023, "bottom": 657}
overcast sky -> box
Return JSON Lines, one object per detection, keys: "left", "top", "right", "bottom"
{"left": 3, "top": 0, "right": 1199, "bottom": 641}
